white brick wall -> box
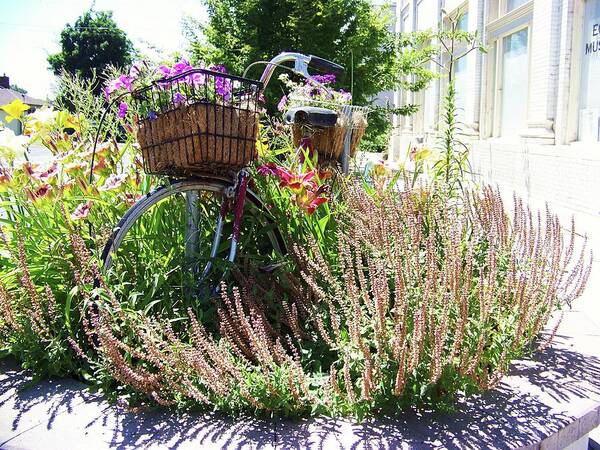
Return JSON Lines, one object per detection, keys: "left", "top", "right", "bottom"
{"left": 387, "top": 0, "right": 600, "bottom": 253}
{"left": 469, "top": 141, "right": 600, "bottom": 253}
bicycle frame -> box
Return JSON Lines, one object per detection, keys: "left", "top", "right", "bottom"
{"left": 194, "top": 170, "right": 250, "bottom": 282}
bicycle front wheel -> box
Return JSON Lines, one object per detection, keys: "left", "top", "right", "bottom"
{"left": 100, "top": 177, "right": 285, "bottom": 317}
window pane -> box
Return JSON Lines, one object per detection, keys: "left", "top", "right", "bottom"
{"left": 579, "top": 0, "right": 600, "bottom": 142}
{"left": 402, "top": 13, "right": 409, "bottom": 32}
{"left": 454, "top": 57, "right": 469, "bottom": 122}
{"left": 457, "top": 12, "right": 469, "bottom": 31}
{"left": 417, "top": 0, "right": 434, "bottom": 30}
{"left": 500, "top": 28, "right": 529, "bottom": 138}
{"left": 507, "top": 0, "right": 529, "bottom": 12}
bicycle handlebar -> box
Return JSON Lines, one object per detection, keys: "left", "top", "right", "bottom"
{"left": 308, "top": 55, "right": 344, "bottom": 75}
{"left": 251, "top": 52, "right": 345, "bottom": 91}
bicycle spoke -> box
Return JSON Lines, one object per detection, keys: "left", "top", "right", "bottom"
{"left": 101, "top": 179, "right": 285, "bottom": 322}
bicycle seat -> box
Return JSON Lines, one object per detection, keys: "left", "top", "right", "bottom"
{"left": 285, "top": 106, "right": 338, "bottom": 128}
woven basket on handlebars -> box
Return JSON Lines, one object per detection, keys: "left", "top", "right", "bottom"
{"left": 291, "top": 111, "right": 368, "bottom": 162}
{"left": 132, "top": 68, "right": 262, "bottom": 177}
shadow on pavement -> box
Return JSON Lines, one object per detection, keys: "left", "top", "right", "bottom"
{"left": 1, "top": 334, "right": 600, "bottom": 449}
{"left": 275, "top": 341, "right": 600, "bottom": 449}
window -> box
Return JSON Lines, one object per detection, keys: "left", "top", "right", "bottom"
{"left": 401, "top": 9, "right": 409, "bottom": 33}
{"left": 506, "top": 0, "right": 529, "bottom": 12}
{"left": 579, "top": 0, "right": 600, "bottom": 142}
{"left": 454, "top": 56, "right": 469, "bottom": 122}
{"left": 499, "top": 28, "right": 529, "bottom": 137}
{"left": 451, "top": 10, "right": 469, "bottom": 123}
{"left": 457, "top": 11, "right": 469, "bottom": 31}
{"left": 490, "top": 0, "right": 532, "bottom": 21}
{"left": 485, "top": 0, "right": 533, "bottom": 139}
{"left": 417, "top": 0, "right": 434, "bottom": 30}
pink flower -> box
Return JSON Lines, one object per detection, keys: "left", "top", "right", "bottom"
{"left": 71, "top": 201, "right": 92, "bottom": 221}
{"left": 104, "top": 75, "right": 134, "bottom": 99}
{"left": 22, "top": 161, "right": 57, "bottom": 181}
{"left": 280, "top": 170, "right": 317, "bottom": 194}
{"left": 123, "top": 192, "right": 143, "bottom": 206}
{"left": 92, "top": 157, "right": 108, "bottom": 174}
{"left": 257, "top": 163, "right": 280, "bottom": 176}
{"left": 22, "top": 161, "right": 40, "bottom": 177}
{"left": 27, "top": 183, "right": 52, "bottom": 202}
{"left": 0, "top": 167, "right": 12, "bottom": 185}
{"left": 295, "top": 185, "right": 329, "bottom": 215}
{"left": 36, "top": 162, "right": 58, "bottom": 181}
{"left": 65, "top": 162, "right": 86, "bottom": 174}
{"left": 99, "top": 174, "right": 126, "bottom": 191}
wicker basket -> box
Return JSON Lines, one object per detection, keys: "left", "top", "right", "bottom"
{"left": 136, "top": 103, "right": 259, "bottom": 176}
{"left": 131, "top": 68, "right": 262, "bottom": 177}
{"left": 291, "top": 111, "right": 368, "bottom": 162}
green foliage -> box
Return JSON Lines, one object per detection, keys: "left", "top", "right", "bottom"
{"left": 54, "top": 70, "right": 122, "bottom": 141}
{"left": 407, "top": 11, "right": 485, "bottom": 196}
{"left": 48, "top": 10, "right": 134, "bottom": 95}
{"left": 188, "top": 0, "right": 393, "bottom": 105}
{"left": 185, "top": 1, "right": 453, "bottom": 153}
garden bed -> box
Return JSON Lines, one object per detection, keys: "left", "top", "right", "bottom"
{"left": 2, "top": 307, "right": 600, "bottom": 450}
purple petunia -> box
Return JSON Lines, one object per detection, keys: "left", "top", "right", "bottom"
{"left": 104, "top": 75, "right": 134, "bottom": 99}
{"left": 118, "top": 102, "right": 128, "bottom": 118}
{"left": 210, "top": 65, "right": 232, "bottom": 100}
{"left": 157, "top": 65, "right": 172, "bottom": 78}
{"left": 171, "top": 58, "right": 193, "bottom": 76}
{"left": 172, "top": 92, "right": 186, "bottom": 105}
{"left": 148, "top": 111, "right": 157, "bottom": 121}
{"left": 311, "top": 74, "right": 336, "bottom": 85}
{"left": 188, "top": 71, "right": 206, "bottom": 86}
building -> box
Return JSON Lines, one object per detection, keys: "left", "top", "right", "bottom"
{"left": 0, "top": 74, "right": 45, "bottom": 135}
{"left": 388, "top": 0, "right": 600, "bottom": 252}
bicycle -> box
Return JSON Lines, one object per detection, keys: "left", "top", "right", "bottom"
{"left": 93, "top": 52, "right": 358, "bottom": 302}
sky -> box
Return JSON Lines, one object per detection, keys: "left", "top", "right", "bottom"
{"left": 0, "top": 0, "right": 208, "bottom": 100}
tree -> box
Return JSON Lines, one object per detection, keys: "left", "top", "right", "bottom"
{"left": 186, "top": 0, "right": 395, "bottom": 106}
{"left": 48, "top": 10, "right": 134, "bottom": 95}
{"left": 185, "top": 0, "right": 439, "bottom": 152}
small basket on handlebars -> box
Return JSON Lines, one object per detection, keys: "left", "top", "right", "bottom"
{"left": 290, "top": 104, "right": 369, "bottom": 162}
{"left": 131, "top": 69, "right": 262, "bottom": 176}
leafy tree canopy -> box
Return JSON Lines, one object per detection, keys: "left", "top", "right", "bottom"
{"left": 48, "top": 10, "right": 134, "bottom": 94}
{"left": 186, "top": 0, "right": 397, "bottom": 106}
{"left": 185, "top": 1, "right": 443, "bottom": 152}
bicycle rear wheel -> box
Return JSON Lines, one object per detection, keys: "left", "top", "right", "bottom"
{"left": 100, "top": 177, "right": 285, "bottom": 318}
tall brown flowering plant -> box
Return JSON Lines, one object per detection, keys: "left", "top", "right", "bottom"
{"left": 291, "top": 177, "right": 591, "bottom": 415}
